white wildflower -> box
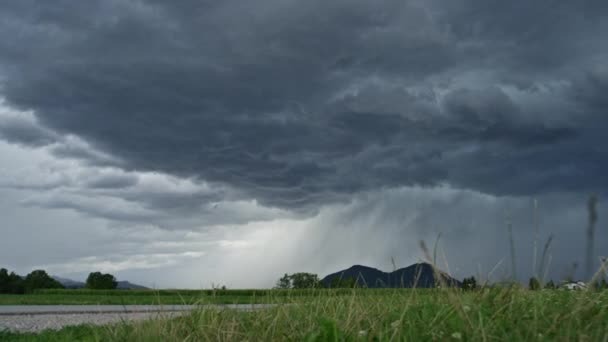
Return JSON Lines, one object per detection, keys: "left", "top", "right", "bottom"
{"left": 451, "top": 332, "right": 462, "bottom": 339}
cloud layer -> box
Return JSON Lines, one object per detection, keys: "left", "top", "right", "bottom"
{"left": 1, "top": 0, "right": 607, "bottom": 210}
{"left": 0, "top": 1, "right": 607, "bottom": 287}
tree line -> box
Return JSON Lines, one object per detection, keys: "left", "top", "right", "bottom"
{"left": 461, "top": 275, "right": 608, "bottom": 291}
{"left": 0, "top": 267, "right": 119, "bottom": 294}
{"left": 274, "top": 272, "right": 359, "bottom": 289}
{"left": 275, "top": 272, "right": 608, "bottom": 290}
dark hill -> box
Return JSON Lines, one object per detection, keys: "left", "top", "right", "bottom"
{"left": 321, "top": 265, "right": 388, "bottom": 288}
{"left": 389, "top": 263, "right": 461, "bottom": 288}
{"left": 321, "top": 263, "right": 461, "bottom": 288}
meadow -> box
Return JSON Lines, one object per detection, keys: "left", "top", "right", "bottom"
{"left": 0, "top": 288, "right": 274, "bottom": 305}
{"left": 0, "top": 288, "right": 364, "bottom": 305}
{"left": 2, "top": 286, "right": 608, "bottom": 341}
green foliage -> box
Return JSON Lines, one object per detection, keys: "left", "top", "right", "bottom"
{"left": 545, "top": 279, "right": 556, "bottom": 289}
{"left": 2, "top": 288, "right": 415, "bottom": 305}
{"left": 86, "top": 272, "right": 118, "bottom": 290}
{"left": 23, "top": 270, "right": 63, "bottom": 293}
{"left": 274, "top": 273, "right": 323, "bottom": 289}
{"left": 462, "top": 276, "right": 477, "bottom": 291}
{"left": 0, "top": 324, "right": 101, "bottom": 341}
{"left": 305, "top": 318, "right": 344, "bottom": 342}
{"left": 2, "top": 268, "right": 63, "bottom": 294}
{"left": 290, "top": 272, "right": 322, "bottom": 289}
{"left": 275, "top": 273, "right": 291, "bottom": 289}
{"left": 0, "top": 268, "right": 25, "bottom": 294}
{"left": 6, "top": 288, "right": 608, "bottom": 341}
{"left": 529, "top": 277, "right": 541, "bottom": 290}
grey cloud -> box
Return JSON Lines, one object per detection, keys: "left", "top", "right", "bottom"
{"left": 0, "top": 138, "right": 292, "bottom": 227}
{"left": 48, "top": 136, "right": 123, "bottom": 167}
{"left": 0, "top": 0, "right": 607, "bottom": 212}
{"left": 85, "top": 173, "right": 138, "bottom": 189}
{"left": 0, "top": 114, "right": 58, "bottom": 147}
{"left": 20, "top": 192, "right": 161, "bottom": 223}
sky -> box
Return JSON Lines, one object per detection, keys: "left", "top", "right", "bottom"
{"left": 0, "top": 0, "right": 606, "bottom": 288}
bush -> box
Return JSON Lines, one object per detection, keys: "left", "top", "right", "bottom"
{"left": 462, "top": 276, "right": 478, "bottom": 291}
{"left": 529, "top": 277, "right": 541, "bottom": 291}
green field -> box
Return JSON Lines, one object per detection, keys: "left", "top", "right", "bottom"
{"left": 0, "top": 289, "right": 266, "bottom": 305}
{"left": 2, "top": 287, "right": 608, "bottom": 341}
{"left": 0, "top": 288, "right": 363, "bottom": 305}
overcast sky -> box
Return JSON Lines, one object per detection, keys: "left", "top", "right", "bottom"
{"left": 0, "top": 0, "right": 606, "bottom": 288}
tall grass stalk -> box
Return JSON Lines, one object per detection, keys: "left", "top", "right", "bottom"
{"left": 532, "top": 198, "right": 540, "bottom": 280}
{"left": 433, "top": 232, "right": 442, "bottom": 268}
{"left": 588, "top": 257, "right": 608, "bottom": 288}
{"left": 538, "top": 234, "right": 554, "bottom": 285}
{"left": 586, "top": 194, "right": 598, "bottom": 280}
{"left": 506, "top": 209, "right": 517, "bottom": 281}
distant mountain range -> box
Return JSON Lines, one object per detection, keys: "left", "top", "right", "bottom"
{"left": 321, "top": 263, "right": 461, "bottom": 288}
{"left": 52, "top": 276, "right": 148, "bottom": 290}
{"left": 52, "top": 276, "right": 85, "bottom": 289}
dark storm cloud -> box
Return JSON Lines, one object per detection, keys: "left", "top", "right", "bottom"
{"left": 1, "top": 0, "right": 607, "bottom": 210}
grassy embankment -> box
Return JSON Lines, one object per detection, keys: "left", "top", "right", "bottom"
{"left": 2, "top": 287, "right": 608, "bottom": 341}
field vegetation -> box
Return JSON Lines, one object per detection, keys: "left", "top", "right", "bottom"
{"left": 2, "top": 286, "right": 608, "bottom": 341}
{"left": 2, "top": 196, "right": 606, "bottom": 340}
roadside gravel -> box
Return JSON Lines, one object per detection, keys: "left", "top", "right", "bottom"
{"left": 0, "top": 311, "right": 187, "bottom": 333}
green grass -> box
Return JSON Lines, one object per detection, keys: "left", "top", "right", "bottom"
{"left": 0, "top": 325, "right": 102, "bottom": 342}
{"left": 0, "top": 288, "right": 397, "bottom": 305}
{"left": 3, "top": 287, "right": 608, "bottom": 341}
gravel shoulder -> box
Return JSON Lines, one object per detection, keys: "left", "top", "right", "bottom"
{"left": 0, "top": 304, "right": 274, "bottom": 333}
{"left": 0, "top": 311, "right": 186, "bottom": 333}
{"left": 0, "top": 304, "right": 198, "bottom": 315}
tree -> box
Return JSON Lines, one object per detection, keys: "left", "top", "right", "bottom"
{"left": 529, "top": 277, "right": 540, "bottom": 290}
{"left": 86, "top": 272, "right": 118, "bottom": 290}
{"left": 462, "top": 276, "right": 478, "bottom": 291}
{"left": 274, "top": 273, "right": 323, "bottom": 289}
{"left": 0, "top": 268, "right": 9, "bottom": 293}
{"left": 0, "top": 268, "right": 27, "bottom": 294}
{"left": 23, "top": 270, "right": 63, "bottom": 293}
{"left": 275, "top": 273, "right": 291, "bottom": 289}
{"left": 290, "top": 273, "right": 322, "bottom": 289}
{"left": 545, "top": 280, "right": 556, "bottom": 289}
{"left": 7, "top": 271, "right": 25, "bottom": 294}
